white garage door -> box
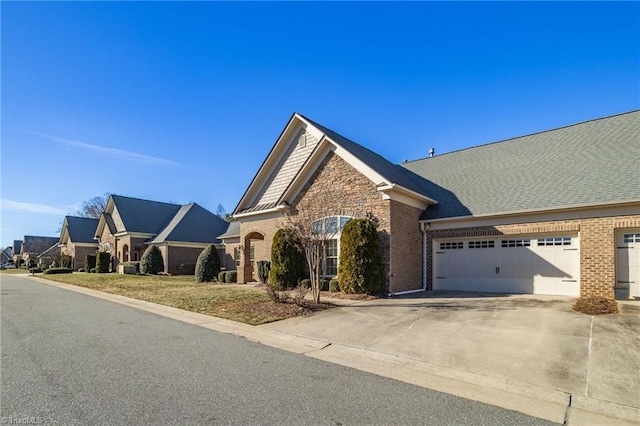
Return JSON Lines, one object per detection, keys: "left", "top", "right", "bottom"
{"left": 433, "top": 235, "right": 580, "bottom": 296}
{"left": 615, "top": 231, "right": 640, "bottom": 300}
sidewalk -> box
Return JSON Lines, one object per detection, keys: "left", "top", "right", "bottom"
{"left": 29, "top": 276, "right": 640, "bottom": 425}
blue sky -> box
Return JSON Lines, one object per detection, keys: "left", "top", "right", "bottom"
{"left": 1, "top": 2, "right": 638, "bottom": 249}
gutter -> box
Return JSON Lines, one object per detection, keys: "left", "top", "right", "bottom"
{"left": 389, "top": 222, "right": 429, "bottom": 296}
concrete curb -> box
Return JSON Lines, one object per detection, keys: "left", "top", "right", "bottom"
{"left": 27, "top": 276, "right": 640, "bottom": 425}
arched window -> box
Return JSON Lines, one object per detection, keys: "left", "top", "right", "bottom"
{"left": 122, "top": 244, "right": 129, "bottom": 262}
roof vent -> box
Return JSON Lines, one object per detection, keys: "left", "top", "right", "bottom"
{"left": 429, "top": 148, "right": 435, "bottom": 157}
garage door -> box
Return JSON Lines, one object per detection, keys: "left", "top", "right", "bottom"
{"left": 433, "top": 235, "right": 580, "bottom": 296}
{"left": 615, "top": 231, "right": 640, "bottom": 300}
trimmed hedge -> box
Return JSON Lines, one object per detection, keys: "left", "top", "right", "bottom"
{"left": 85, "top": 254, "right": 97, "bottom": 272}
{"left": 43, "top": 267, "right": 73, "bottom": 275}
{"left": 338, "top": 218, "right": 385, "bottom": 295}
{"left": 121, "top": 261, "right": 140, "bottom": 273}
{"left": 195, "top": 245, "right": 220, "bottom": 283}
{"left": 225, "top": 271, "right": 237, "bottom": 283}
{"left": 269, "top": 228, "right": 305, "bottom": 290}
{"left": 96, "top": 252, "right": 111, "bottom": 273}
{"left": 218, "top": 271, "right": 227, "bottom": 283}
{"left": 140, "top": 245, "right": 164, "bottom": 275}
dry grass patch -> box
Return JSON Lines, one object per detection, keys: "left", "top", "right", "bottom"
{"left": 573, "top": 296, "right": 619, "bottom": 315}
{"left": 41, "top": 273, "right": 334, "bottom": 325}
{"left": 0, "top": 269, "right": 30, "bottom": 275}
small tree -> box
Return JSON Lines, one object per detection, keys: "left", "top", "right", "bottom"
{"left": 96, "top": 252, "right": 111, "bottom": 273}
{"left": 195, "top": 244, "right": 221, "bottom": 283}
{"left": 269, "top": 229, "right": 305, "bottom": 290}
{"left": 285, "top": 214, "right": 339, "bottom": 304}
{"left": 140, "top": 245, "right": 164, "bottom": 275}
{"left": 338, "top": 218, "right": 385, "bottom": 294}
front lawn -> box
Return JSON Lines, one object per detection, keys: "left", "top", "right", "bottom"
{"left": 0, "top": 268, "right": 30, "bottom": 275}
{"left": 41, "top": 273, "right": 332, "bottom": 325}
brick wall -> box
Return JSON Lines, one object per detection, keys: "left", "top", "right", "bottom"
{"left": 389, "top": 200, "right": 423, "bottom": 292}
{"left": 166, "top": 246, "right": 204, "bottom": 275}
{"left": 426, "top": 214, "right": 640, "bottom": 298}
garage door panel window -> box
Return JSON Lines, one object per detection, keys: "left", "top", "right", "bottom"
{"left": 469, "top": 240, "right": 495, "bottom": 249}
{"left": 538, "top": 237, "right": 572, "bottom": 246}
{"left": 623, "top": 233, "right": 640, "bottom": 243}
{"left": 440, "top": 242, "right": 464, "bottom": 250}
{"left": 501, "top": 239, "right": 531, "bottom": 248}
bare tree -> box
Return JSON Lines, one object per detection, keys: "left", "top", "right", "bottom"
{"left": 75, "top": 193, "right": 110, "bottom": 218}
{"left": 284, "top": 208, "right": 339, "bottom": 304}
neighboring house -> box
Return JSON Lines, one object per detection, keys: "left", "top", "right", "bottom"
{"left": 59, "top": 216, "right": 99, "bottom": 270}
{"left": 19, "top": 236, "right": 60, "bottom": 267}
{"left": 12, "top": 240, "right": 22, "bottom": 264}
{"left": 218, "top": 221, "right": 241, "bottom": 271}
{"left": 1, "top": 246, "right": 13, "bottom": 263}
{"left": 94, "top": 195, "right": 228, "bottom": 274}
{"left": 228, "top": 111, "right": 640, "bottom": 299}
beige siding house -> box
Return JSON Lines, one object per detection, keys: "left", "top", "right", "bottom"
{"left": 226, "top": 111, "right": 640, "bottom": 299}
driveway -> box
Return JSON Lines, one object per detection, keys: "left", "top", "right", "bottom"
{"left": 261, "top": 291, "right": 640, "bottom": 410}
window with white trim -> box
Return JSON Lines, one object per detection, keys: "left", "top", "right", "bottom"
{"left": 501, "top": 239, "right": 531, "bottom": 248}
{"left": 310, "top": 215, "right": 352, "bottom": 277}
{"left": 234, "top": 247, "right": 241, "bottom": 266}
{"left": 469, "top": 240, "right": 495, "bottom": 249}
{"left": 537, "top": 237, "right": 572, "bottom": 246}
{"left": 103, "top": 243, "right": 111, "bottom": 252}
{"left": 440, "top": 242, "right": 464, "bottom": 250}
{"left": 623, "top": 233, "right": 640, "bottom": 243}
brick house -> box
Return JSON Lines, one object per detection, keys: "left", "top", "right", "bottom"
{"left": 94, "top": 195, "right": 228, "bottom": 274}
{"left": 59, "top": 216, "right": 99, "bottom": 270}
{"left": 225, "top": 111, "right": 639, "bottom": 299}
{"left": 18, "top": 235, "right": 60, "bottom": 268}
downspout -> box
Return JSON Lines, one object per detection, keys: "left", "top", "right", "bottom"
{"left": 389, "top": 221, "right": 428, "bottom": 296}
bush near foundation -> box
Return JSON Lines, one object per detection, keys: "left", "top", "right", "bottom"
{"left": 329, "top": 278, "right": 340, "bottom": 292}
{"left": 96, "top": 252, "right": 111, "bottom": 273}
{"left": 85, "top": 254, "right": 97, "bottom": 272}
{"left": 338, "top": 218, "right": 385, "bottom": 295}
{"left": 218, "top": 271, "right": 227, "bottom": 283}
{"left": 140, "top": 246, "right": 164, "bottom": 275}
{"left": 225, "top": 270, "right": 237, "bottom": 283}
{"left": 195, "top": 245, "right": 221, "bottom": 283}
{"left": 573, "top": 297, "right": 618, "bottom": 315}
{"left": 269, "top": 229, "right": 305, "bottom": 290}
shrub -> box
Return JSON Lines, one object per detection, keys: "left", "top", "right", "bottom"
{"left": 96, "top": 252, "right": 111, "bottom": 273}
{"left": 78, "top": 268, "right": 84, "bottom": 272}
{"left": 269, "top": 228, "right": 305, "bottom": 290}
{"left": 225, "top": 270, "right": 237, "bottom": 283}
{"left": 15, "top": 259, "right": 24, "bottom": 268}
{"left": 573, "top": 297, "right": 619, "bottom": 315}
{"left": 257, "top": 260, "right": 271, "bottom": 284}
{"left": 195, "top": 245, "right": 220, "bottom": 283}
{"left": 43, "top": 268, "right": 73, "bottom": 275}
{"left": 338, "top": 218, "right": 385, "bottom": 295}
{"left": 140, "top": 245, "right": 164, "bottom": 275}
{"left": 85, "top": 254, "right": 97, "bottom": 272}
{"left": 178, "top": 263, "right": 196, "bottom": 275}
{"left": 53, "top": 254, "right": 73, "bottom": 268}
{"left": 90, "top": 268, "right": 96, "bottom": 273}
{"left": 121, "top": 261, "right": 140, "bottom": 273}
{"left": 329, "top": 278, "right": 340, "bottom": 292}
{"left": 218, "top": 270, "right": 227, "bottom": 283}
{"left": 300, "top": 279, "right": 311, "bottom": 289}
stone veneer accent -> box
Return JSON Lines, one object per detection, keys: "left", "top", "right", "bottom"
{"left": 426, "top": 214, "right": 640, "bottom": 298}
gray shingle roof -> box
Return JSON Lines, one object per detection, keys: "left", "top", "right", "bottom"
{"left": 217, "top": 221, "right": 240, "bottom": 240}
{"left": 63, "top": 216, "right": 99, "bottom": 244}
{"left": 13, "top": 240, "right": 22, "bottom": 255}
{"left": 22, "top": 236, "right": 59, "bottom": 255}
{"left": 111, "top": 195, "right": 181, "bottom": 234}
{"left": 150, "top": 203, "right": 228, "bottom": 244}
{"left": 401, "top": 110, "right": 640, "bottom": 220}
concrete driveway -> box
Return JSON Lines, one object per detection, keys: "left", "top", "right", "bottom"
{"left": 261, "top": 291, "right": 640, "bottom": 411}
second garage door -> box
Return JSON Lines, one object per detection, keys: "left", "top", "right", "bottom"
{"left": 433, "top": 235, "right": 580, "bottom": 296}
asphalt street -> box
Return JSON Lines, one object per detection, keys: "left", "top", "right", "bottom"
{"left": 1, "top": 275, "right": 556, "bottom": 425}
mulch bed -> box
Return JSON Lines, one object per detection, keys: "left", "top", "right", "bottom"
{"left": 573, "top": 296, "right": 619, "bottom": 315}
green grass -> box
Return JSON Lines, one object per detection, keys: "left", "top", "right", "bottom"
{"left": 40, "top": 273, "right": 306, "bottom": 325}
